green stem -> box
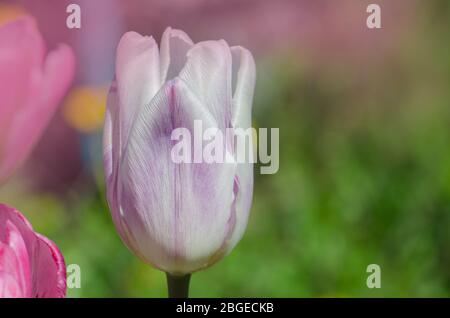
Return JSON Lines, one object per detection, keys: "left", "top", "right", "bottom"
{"left": 166, "top": 273, "right": 191, "bottom": 298}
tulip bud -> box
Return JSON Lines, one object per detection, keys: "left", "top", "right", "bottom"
{"left": 0, "top": 204, "right": 66, "bottom": 298}
{"left": 104, "top": 27, "right": 256, "bottom": 274}
{"left": 0, "top": 17, "right": 75, "bottom": 184}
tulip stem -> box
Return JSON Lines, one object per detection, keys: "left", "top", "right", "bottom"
{"left": 166, "top": 273, "right": 191, "bottom": 298}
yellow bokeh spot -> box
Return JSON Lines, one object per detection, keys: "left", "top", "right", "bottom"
{"left": 0, "top": 4, "right": 26, "bottom": 25}
{"left": 63, "top": 86, "right": 107, "bottom": 133}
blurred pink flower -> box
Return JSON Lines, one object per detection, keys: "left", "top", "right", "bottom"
{"left": 0, "top": 16, "right": 75, "bottom": 184}
{"left": 122, "top": 0, "right": 417, "bottom": 64}
{"left": 0, "top": 204, "right": 66, "bottom": 298}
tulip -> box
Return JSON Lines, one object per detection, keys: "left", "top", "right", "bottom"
{"left": 104, "top": 27, "right": 255, "bottom": 296}
{"left": 0, "top": 17, "right": 75, "bottom": 184}
{"left": 0, "top": 204, "right": 66, "bottom": 298}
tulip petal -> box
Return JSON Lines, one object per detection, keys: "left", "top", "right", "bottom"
{"left": 0, "top": 204, "right": 66, "bottom": 298}
{"left": 225, "top": 46, "right": 256, "bottom": 252}
{"left": 230, "top": 46, "right": 256, "bottom": 130}
{"left": 118, "top": 79, "right": 237, "bottom": 273}
{"left": 160, "top": 27, "right": 194, "bottom": 83}
{"left": 103, "top": 82, "right": 117, "bottom": 186}
{"left": 0, "top": 46, "right": 29, "bottom": 148}
{"left": 0, "top": 17, "right": 45, "bottom": 179}
{"left": 0, "top": 20, "right": 39, "bottom": 133}
{"left": 104, "top": 81, "right": 120, "bottom": 202}
{"left": 0, "top": 272, "right": 22, "bottom": 298}
{"left": 104, "top": 81, "right": 139, "bottom": 251}
{"left": 32, "top": 233, "right": 66, "bottom": 298}
{"left": 0, "top": 16, "right": 45, "bottom": 66}
{"left": 0, "top": 220, "right": 31, "bottom": 297}
{"left": 116, "top": 32, "right": 161, "bottom": 145}
{"left": 179, "top": 40, "right": 233, "bottom": 131}
{"left": 0, "top": 17, "right": 75, "bottom": 184}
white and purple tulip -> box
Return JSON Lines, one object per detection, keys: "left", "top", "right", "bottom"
{"left": 103, "top": 27, "right": 256, "bottom": 275}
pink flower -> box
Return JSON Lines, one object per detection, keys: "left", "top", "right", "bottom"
{"left": 0, "top": 16, "right": 75, "bottom": 184}
{"left": 0, "top": 204, "right": 66, "bottom": 298}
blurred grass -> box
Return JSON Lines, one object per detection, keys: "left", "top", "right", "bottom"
{"left": 1, "top": 1, "right": 450, "bottom": 297}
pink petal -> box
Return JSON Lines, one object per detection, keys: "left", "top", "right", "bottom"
{"left": 32, "top": 234, "right": 66, "bottom": 298}
{"left": 0, "top": 17, "right": 75, "bottom": 184}
{"left": 0, "top": 16, "right": 45, "bottom": 65}
{"left": 0, "top": 272, "right": 23, "bottom": 298}
{"left": 0, "top": 17, "right": 45, "bottom": 166}
{"left": 0, "top": 221, "right": 31, "bottom": 297}
{"left": 0, "top": 204, "right": 66, "bottom": 298}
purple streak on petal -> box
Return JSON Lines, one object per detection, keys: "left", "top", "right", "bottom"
{"left": 117, "top": 79, "right": 236, "bottom": 273}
